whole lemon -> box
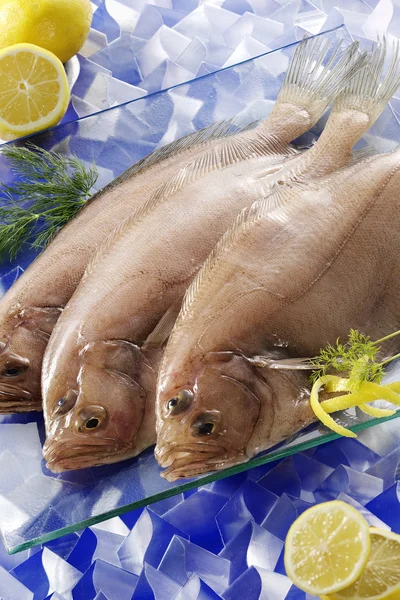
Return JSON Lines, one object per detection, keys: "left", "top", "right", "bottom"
{"left": 0, "top": 0, "right": 93, "bottom": 63}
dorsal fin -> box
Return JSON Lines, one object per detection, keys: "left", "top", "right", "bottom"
{"left": 85, "top": 117, "right": 256, "bottom": 207}
{"left": 84, "top": 126, "right": 297, "bottom": 278}
{"left": 180, "top": 181, "right": 321, "bottom": 320}
{"left": 142, "top": 298, "right": 182, "bottom": 350}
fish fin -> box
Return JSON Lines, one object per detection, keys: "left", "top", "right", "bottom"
{"left": 85, "top": 129, "right": 297, "bottom": 278}
{"left": 276, "top": 36, "right": 367, "bottom": 123}
{"left": 350, "top": 145, "right": 377, "bottom": 165}
{"left": 17, "top": 306, "right": 62, "bottom": 335}
{"left": 80, "top": 339, "right": 144, "bottom": 381}
{"left": 180, "top": 180, "right": 320, "bottom": 319}
{"left": 333, "top": 39, "right": 400, "bottom": 127}
{"left": 247, "top": 355, "right": 315, "bottom": 370}
{"left": 87, "top": 117, "right": 257, "bottom": 206}
{"left": 143, "top": 299, "right": 182, "bottom": 350}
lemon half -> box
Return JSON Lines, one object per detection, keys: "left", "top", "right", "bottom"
{"left": 284, "top": 501, "right": 371, "bottom": 596}
{"left": 331, "top": 528, "right": 400, "bottom": 600}
{"left": 0, "top": 43, "right": 70, "bottom": 140}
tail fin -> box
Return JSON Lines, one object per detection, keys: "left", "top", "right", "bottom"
{"left": 276, "top": 35, "right": 367, "bottom": 125}
{"left": 332, "top": 39, "right": 400, "bottom": 126}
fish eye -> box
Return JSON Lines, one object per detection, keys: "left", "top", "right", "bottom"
{"left": 53, "top": 389, "right": 78, "bottom": 417}
{"left": 75, "top": 405, "right": 107, "bottom": 433}
{"left": 84, "top": 417, "right": 100, "bottom": 430}
{"left": 4, "top": 367, "right": 21, "bottom": 377}
{"left": 191, "top": 412, "right": 219, "bottom": 437}
{"left": 166, "top": 389, "right": 193, "bottom": 416}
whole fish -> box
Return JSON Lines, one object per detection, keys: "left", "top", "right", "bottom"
{"left": 155, "top": 148, "right": 400, "bottom": 481}
{"left": 41, "top": 43, "right": 395, "bottom": 472}
{"left": 0, "top": 35, "right": 359, "bottom": 414}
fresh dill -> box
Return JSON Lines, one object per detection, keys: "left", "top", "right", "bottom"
{"left": 310, "top": 329, "right": 400, "bottom": 390}
{"left": 0, "top": 143, "right": 98, "bottom": 261}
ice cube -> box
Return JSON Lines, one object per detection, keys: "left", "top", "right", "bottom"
{"left": 174, "top": 574, "right": 223, "bottom": 600}
{"left": 216, "top": 480, "right": 278, "bottom": 544}
{"left": 358, "top": 418, "right": 400, "bottom": 456}
{"left": 67, "top": 528, "right": 98, "bottom": 574}
{"left": 249, "top": 0, "right": 282, "bottom": 17}
{"left": 220, "top": 521, "right": 254, "bottom": 584}
{"left": 210, "top": 472, "right": 247, "bottom": 497}
{"left": 133, "top": 5, "right": 164, "bottom": 40}
{"left": 366, "top": 447, "right": 400, "bottom": 491}
{"left": 258, "top": 457, "right": 301, "bottom": 497}
{"left": 0, "top": 567, "right": 33, "bottom": 600}
{"left": 0, "top": 450, "right": 26, "bottom": 495}
{"left": 91, "top": 516, "right": 130, "bottom": 537}
{"left": 366, "top": 483, "right": 400, "bottom": 534}
{"left": 270, "top": 0, "right": 302, "bottom": 30}
{"left": 132, "top": 562, "right": 181, "bottom": 600}
{"left": 91, "top": 35, "right": 143, "bottom": 86}
{"left": 42, "top": 548, "right": 82, "bottom": 597}
{"left": 261, "top": 494, "right": 297, "bottom": 540}
{"left": 175, "top": 37, "right": 207, "bottom": 74}
{"left": 223, "top": 37, "right": 270, "bottom": 68}
{"left": 90, "top": 527, "right": 126, "bottom": 567}
{"left": 363, "top": 0, "right": 393, "bottom": 39}
{"left": 91, "top": 1, "right": 121, "bottom": 43}
{"left": 315, "top": 465, "right": 383, "bottom": 505}
{"left": 333, "top": 439, "right": 380, "bottom": 473}
{"left": 158, "top": 536, "right": 230, "bottom": 594}
{"left": 163, "top": 489, "right": 227, "bottom": 553}
{"left": 104, "top": 0, "right": 141, "bottom": 35}
{"left": 118, "top": 509, "right": 188, "bottom": 575}
{"left": 223, "top": 12, "right": 284, "bottom": 48}
{"left": 80, "top": 28, "right": 108, "bottom": 58}
{"left": 313, "top": 441, "right": 351, "bottom": 468}
{"left": 223, "top": 566, "right": 291, "bottom": 600}
{"left": 136, "top": 25, "right": 191, "bottom": 79}
{"left": 337, "top": 493, "right": 390, "bottom": 530}
{"left": 174, "top": 6, "right": 240, "bottom": 40}
{"left": 292, "top": 454, "right": 334, "bottom": 492}
{"left": 44, "top": 532, "right": 80, "bottom": 561}
{"left": 247, "top": 524, "right": 284, "bottom": 571}
{"left": 11, "top": 551, "right": 49, "bottom": 599}
{"left": 92, "top": 559, "right": 139, "bottom": 600}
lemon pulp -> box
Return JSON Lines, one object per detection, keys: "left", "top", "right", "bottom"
{"left": 284, "top": 500, "right": 371, "bottom": 596}
{"left": 0, "top": 43, "right": 70, "bottom": 139}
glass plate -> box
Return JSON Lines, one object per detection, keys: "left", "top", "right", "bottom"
{"left": 1, "top": 27, "right": 399, "bottom": 555}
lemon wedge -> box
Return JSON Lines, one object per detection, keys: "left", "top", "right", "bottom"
{"left": 331, "top": 528, "right": 400, "bottom": 600}
{"left": 0, "top": 43, "right": 70, "bottom": 140}
{"left": 284, "top": 501, "right": 371, "bottom": 596}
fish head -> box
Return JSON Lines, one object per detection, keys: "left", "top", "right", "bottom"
{"left": 43, "top": 341, "right": 158, "bottom": 471}
{"left": 155, "top": 353, "right": 263, "bottom": 480}
{"left": 0, "top": 306, "right": 61, "bottom": 412}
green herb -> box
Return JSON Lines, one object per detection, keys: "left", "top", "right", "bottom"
{"left": 0, "top": 143, "right": 98, "bottom": 261}
{"left": 310, "top": 329, "right": 400, "bottom": 390}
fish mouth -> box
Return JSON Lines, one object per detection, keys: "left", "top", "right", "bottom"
{"left": 0, "top": 384, "right": 39, "bottom": 412}
{"left": 44, "top": 439, "right": 122, "bottom": 472}
{"left": 155, "top": 442, "right": 243, "bottom": 482}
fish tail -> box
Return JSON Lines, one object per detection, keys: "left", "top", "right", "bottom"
{"left": 332, "top": 38, "right": 400, "bottom": 127}
{"left": 274, "top": 35, "right": 367, "bottom": 126}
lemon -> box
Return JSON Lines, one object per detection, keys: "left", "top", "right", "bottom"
{"left": 284, "top": 501, "right": 371, "bottom": 596}
{"left": 0, "top": 0, "right": 93, "bottom": 63}
{"left": 331, "top": 528, "right": 400, "bottom": 600}
{"left": 0, "top": 43, "right": 70, "bottom": 140}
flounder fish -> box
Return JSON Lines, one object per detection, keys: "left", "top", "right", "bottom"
{"left": 42, "top": 42, "right": 397, "bottom": 472}
{"left": 0, "top": 35, "right": 360, "bottom": 414}
{"left": 155, "top": 148, "right": 400, "bottom": 480}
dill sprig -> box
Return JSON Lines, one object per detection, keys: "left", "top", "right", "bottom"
{"left": 310, "top": 329, "right": 400, "bottom": 390}
{"left": 0, "top": 143, "right": 98, "bottom": 261}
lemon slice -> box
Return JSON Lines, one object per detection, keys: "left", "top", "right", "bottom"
{"left": 284, "top": 501, "right": 371, "bottom": 596}
{"left": 0, "top": 43, "right": 70, "bottom": 140}
{"left": 331, "top": 528, "right": 400, "bottom": 600}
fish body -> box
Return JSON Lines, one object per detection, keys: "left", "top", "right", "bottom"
{"left": 155, "top": 149, "right": 400, "bottom": 480}
{"left": 2, "top": 36, "right": 357, "bottom": 413}
{"left": 41, "top": 42, "right": 391, "bottom": 471}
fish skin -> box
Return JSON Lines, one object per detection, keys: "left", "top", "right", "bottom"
{"left": 1, "top": 37, "right": 343, "bottom": 414}
{"left": 155, "top": 149, "right": 400, "bottom": 481}
{"left": 41, "top": 44, "right": 380, "bottom": 472}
